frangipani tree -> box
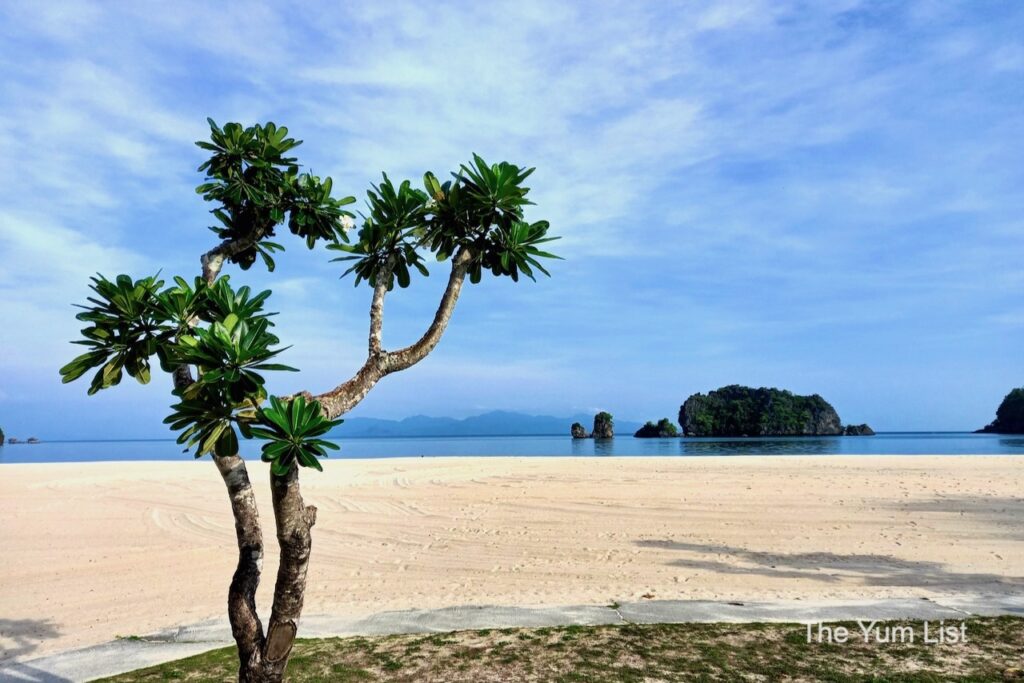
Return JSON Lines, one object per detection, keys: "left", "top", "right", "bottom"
{"left": 60, "top": 120, "right": 559, "bottom": 682}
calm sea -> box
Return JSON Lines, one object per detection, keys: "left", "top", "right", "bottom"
{"left": 1, "top": 432, "right": 1022, "bottom": 464}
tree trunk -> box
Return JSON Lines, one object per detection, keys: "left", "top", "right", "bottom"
{"left": 200, "top": 238, "right": 316, "bottom": 681}
{"left": 215, "top": 464, "right": 315, "bottom": 682}
{"left": 199, "top": 237, "right": 468, "bottom": 680}
{"left": 214, "top": 455, "right": 317, "bottom": 682}
{"left": 214, "top": 455, "right": 267, "bottom": 681}
{"left": 258, "top": 467, "right": 317, "bottom": 681}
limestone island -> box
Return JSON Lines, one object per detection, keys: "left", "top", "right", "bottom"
{"left": 678, "top": 385, "right": 873, "bottom": 437}
{"left": 634, "top": 418, "right": 679, "bottom": 438}
{"left": 976, "top": 388, "right": 1024, "bottom": 434}
{"left": 571, "top": 412, "right": 615, "bottom": 439}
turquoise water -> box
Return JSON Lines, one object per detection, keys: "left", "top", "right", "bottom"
{"left": 1, "top": 432, "right": 1021, "bottom": 463}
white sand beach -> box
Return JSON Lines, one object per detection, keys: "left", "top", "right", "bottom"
{"left": 2, "top": 455, "right": 1022, "bottom": 661}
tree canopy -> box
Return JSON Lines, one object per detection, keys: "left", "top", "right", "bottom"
{"left": 60, "top": 119, "right": 560, "bottom": 476}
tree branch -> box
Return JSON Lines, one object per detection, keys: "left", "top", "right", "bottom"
{"left": 201, "top": 236, "right": 255, "bottom": 284}
{"left": 172, "top": 233, "right": 269, "bottom": 678}
{"left": 312, "top": 247, "right": 472, "bottom": 420}
{"left": 310, "top": 353, "right": 387, "bottom": 420}
{"left": 368, "top": 258, "right": 394, "bottom": 357}
{"left": 386, "top": 247, "right": 472, "bottom": 374}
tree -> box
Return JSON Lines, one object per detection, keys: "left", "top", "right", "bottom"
{"left": 656, "top": 418, "right": 679, "bottom": 437}
{"left": 59, "top": 120, "right": 560, "bottom": 682}
{"left": 980, "top": 387, "right": 1024, "bottom": 433}
{"left": 593, "top": 411, "right": 614, "bottom": 438}
{"left": 634, "top": 418, "right": 678, "bottom": 438}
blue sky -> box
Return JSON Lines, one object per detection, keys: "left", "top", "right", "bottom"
{"left": 1, "top": 1, "right": 1021, "bottom": 438}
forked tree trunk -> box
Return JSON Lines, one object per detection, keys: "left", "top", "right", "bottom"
{"left": 193, "top": 240, "right": 317, "bottom": 681}
{"left": 216, "top": 458, "right": 316, "bottom": 682}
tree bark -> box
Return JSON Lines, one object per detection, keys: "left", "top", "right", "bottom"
{"left": 201, "top": 466, "right": 315, "bottom": 683}
{"left": 202, "top": 236, "right": 255, "bottom": 285}
{"left": 367, "top": 258, "right": 394, "bottom": 356}
{"left": 215, "top": 455, "right": 268, "bottom": 681}
{"left": 259, "top": 468, "right": 317, "bottom": 680}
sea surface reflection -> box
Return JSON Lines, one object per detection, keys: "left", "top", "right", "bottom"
{"left": 2, "top": 431, "right": 1021, "bottom": 463}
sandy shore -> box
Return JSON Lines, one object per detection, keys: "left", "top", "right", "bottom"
{"left": 2, "top": 455, "right": 1023, "bottom": 661}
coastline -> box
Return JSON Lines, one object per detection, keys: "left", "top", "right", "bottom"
{"left": 2, "top": 455, "right": 1023, "bottom": 662}
{"left": 1, "top": 430, "right": 1021, "bottom": 464}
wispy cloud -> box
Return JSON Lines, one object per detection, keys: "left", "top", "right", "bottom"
{"left": 0, "top": 211, "right": 147, "bottom": 385}
{"left": 0, "top": 0, "right": 1021, "bottom": 435}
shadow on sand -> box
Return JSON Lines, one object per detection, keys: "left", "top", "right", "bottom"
{"left": 637, "top": 492, "right": 1024, "bottom": 590}
{"left": 635, "top": 539, "right": 1024, "bottom": 590}
{"left": 0, "top": 619, "right": 72, "bottom": 682}
{"left": 895, "top": 494, "right": 1024, "bottom": 541}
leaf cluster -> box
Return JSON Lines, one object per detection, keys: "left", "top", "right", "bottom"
{"left": 60, "top": 274, "right": 276, "bottom": 392}
{"left": 61, "top": 120, "right": 563, "bottom": 475}
{"left": 329, "top": 175, "right": 430, "bottom": 289}
{"left": 173, "top": 313, "right": 293, "bottom": 404}
{"left": 61, "top": 273, "right": 338, "bottom": 472}
{"left": 164, "top": 305, "right": 289, "bottom": 458}
{"left": 246, "top": 396, "right": 341, "bottom": 475}
{"left": 329, "top": 154, "right": 560, "bottom": 288}
{"left": 197, "top": 119, "right": 356, "bottom": 271}
{"left": 59, "top": 274, "right": 174, "bottom": 393}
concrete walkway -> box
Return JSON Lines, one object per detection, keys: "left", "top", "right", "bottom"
{"left": 3, "top": 595, "right": 1023, "bottom": 682}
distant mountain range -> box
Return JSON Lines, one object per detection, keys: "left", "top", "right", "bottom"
{"left": 330, "top": 410, "right": 643, "bottom": 438}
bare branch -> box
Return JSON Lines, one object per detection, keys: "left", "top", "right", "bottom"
{"left": 312, "top": 353, "right": 388, "bottom": 420}
{"left": 387, "top": 247, "right": 472, "bottom": 373}
{"left": 201, "top": 236, "right": 255, "bottom": 284}
{"left": 312, "top": 247, "right": 472, "bottom": 419}
{"left": 368, "top": 258, "right": 395, "bottom": 357}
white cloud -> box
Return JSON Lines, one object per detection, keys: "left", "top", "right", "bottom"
{"left": 0, "top": 211, "right": 148, "bottom": 384}
{"left": 1, "top": 0, "right": 1022, "bottom": 432}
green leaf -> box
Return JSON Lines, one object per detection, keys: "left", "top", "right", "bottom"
{"left": 250, "top": 363, "right": 298, "bottom": 372}
{"left": 395, "top": 261, "right": 410, "bottom": 288}
{"left": 215, "top": 426, "right": 239, "bottom": 457}
{"left": 59, "top": 351, "right": 108, "bottom": 383}
{"left": 424, "top": 172, "right": 443, "bottom": 199}
{"left": 134, "top": 362, "right": 152, "bottom": 385}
